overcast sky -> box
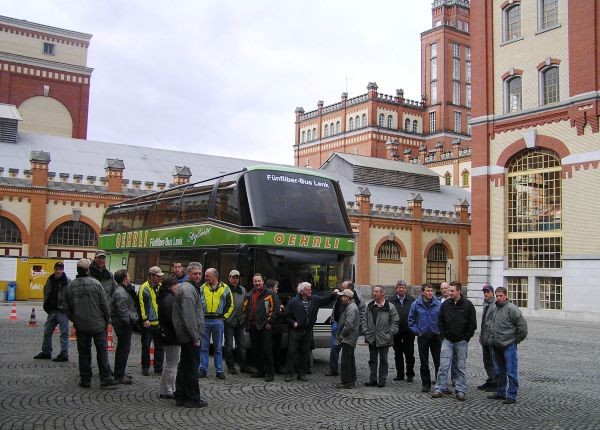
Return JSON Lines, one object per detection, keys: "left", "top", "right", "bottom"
{"left": 5, "top": 0, "right": 432, "bottom": 165}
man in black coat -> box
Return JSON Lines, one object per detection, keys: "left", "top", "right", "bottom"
{"left": 390, "top": 280, "right": 416, "bottom": 382}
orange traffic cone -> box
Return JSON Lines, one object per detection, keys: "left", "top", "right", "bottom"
{"left": 107, "top": 325, "right": 115, "bottom": 352}
{"left": 28, "top": 308, "right": 38, "bottom": 327}
{"left": 9, "top": 302, "right": 17, "bottom": 320}
{"left": 150, "top": 342, "right": 155, "bottom": 367}
{"left": 69, "top": 326, "right": 77, "bottom": 341}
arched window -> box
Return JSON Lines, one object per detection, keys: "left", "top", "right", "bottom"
{"left": 506, "top": 76, "right": 522, "bottom": 112}
{"left": 362, "top": 114, "right": 367, "bottom": 127}
{"left": 377, "top": 240, "right": 402, "bottom": 261}
{"left": 426, "top": 243, "right": 447, "bottom": 287}
{"left": 0, "top": 216, "right": 22, "bottom": 243}
{"left": 312, "top": 128, "right": 317, "bottom": 140}
{"left": 307, "top": 129, "right": 311, "bottom": 141}
{"left": 330, "top": 122, "right": 335, "bottom": 135}
{"left": 462, "top": 170, "right": 470, "bottom": 187}
{"left": 324, "top": 124, "right": 329, "bottom": 137}
{"left": 49, "top": 221, "right": 98, "bottom": 247}
{"left": 444, "top": 172, "right": 452, "bottom": 186}
{"left": 405, "top": 118, "right": 411, "bottom": 130}
{"left": 378, "top": 113, "right": 385, "bottom": 127}
{"left": 387, "top": 115, "right": 393, "bottom": 128}
{"left": 335, "top": 121, "right": 341, "bottom": 134}
{"left": 541, "top": 66, "right": 559, "bottom": 105}
{"left": 349, "top": 117, "right": 354, "bottom": 130}
{"left": 301, "top": 131, "right": 306, "bottom": 143}
{"left": 507, "top": 149, "right": 562, "bottom": 269}
{"left": 355, "top": 115, "right": 360, "bottom": 128}
{"left": 412, "top": 120, "right": 418, "bottom": 133}
{"left": 504, "top": 4, "right": 521, "bottom": 42}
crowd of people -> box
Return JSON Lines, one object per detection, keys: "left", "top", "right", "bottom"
{"left": 33, "top": 253, "right": 528, "bottom": 408}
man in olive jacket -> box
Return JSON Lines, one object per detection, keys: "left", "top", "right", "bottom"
{"left": 390, "top": 280, "right": 416, "bottom": 382}
{"left": 172, "top": 262, "right": 207, "bottom": 408}
{"left": 335, "top": 289, "right": 360, "bottom": 389}
{"left": 478, "top": 284, "right": 497, "bottom": 392}
{"left": 486, "top": 286, "right": 528, "bottom": 405}
{"left": 361, "top": 285, "right": 400, "bottom": 388}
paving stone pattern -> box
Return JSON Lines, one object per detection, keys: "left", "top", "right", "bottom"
{"left": 1, "top": 302, "right": 599, "bottom": 429}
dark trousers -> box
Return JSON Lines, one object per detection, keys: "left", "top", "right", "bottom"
{"left": 368, "top": 344, "right": 390, "bottom": 384}
{"left": 392, "top": 331, "right": 415, "bottom": 378}
{"left": 482, "top": 344, "right": 496, "bottom": 383}
{"left": 272, "top": 332, "right": 284, "bottom": 372}
{"left": 417, "top": 334, "right": 441, "bottom": 387}
{"left": 224, "top": 324, "right": 247, "bottom": 369}
{"left": 249, "top": 326, "right": 274, "bottom": 376}
{"left": 285, "top": 328, "right": 312, "bottom": 377}
{"left": 175, "top": 342, "right": 201, "bottom": 405}
{"left": 141, "top": 326, "right": 164, "bottom": 371}
{"left": 113, "top": 324, "right": 133, "bottom": 379}
{"left": 76, "top": 330, "right": 112, "bottom": 383}
{"left": 340, "top": 343, "right": 356, "bottom": 384}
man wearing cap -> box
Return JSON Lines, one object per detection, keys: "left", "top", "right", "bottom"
{"left": 335, "top": 289, "right": 360, "bottom": 389}
{"left": 391, "top": 280, "right": 416, "bottom": 383}
{"left": 478, "top": 284, "right": 497, "bottom": 392}
{"left": 199, "top": 268, "right": 233, "bottom": 380}
{"left": 64, "top": 258, "right": 118, "bottom": 389}
{"left": 138, "top": 266, "right": 165, "bottom": 376}
{"left": 224, "top": 269, "right": 250, "bottom": 374}
{"left": 89, "top": 250, "right": 117, "bottom": 299}
{"left": 34, "top": 261, "right": 71, "bottom": 362}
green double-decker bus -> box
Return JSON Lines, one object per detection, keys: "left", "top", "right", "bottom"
{"left": 99, "top": 165, "right": 355, "bottom": 305}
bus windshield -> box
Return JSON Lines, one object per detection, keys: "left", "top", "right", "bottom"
{"left": 244, "top": 170, "right": 351, "bottom": 235}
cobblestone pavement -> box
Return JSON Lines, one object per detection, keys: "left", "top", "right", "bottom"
{"left": 1, "top": 301, "right": 599, "bottom": 430}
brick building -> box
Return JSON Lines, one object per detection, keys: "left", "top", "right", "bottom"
{"left": 0, "top": 15, "right": 92, "bottom": 139}
{"left": 294, "top": 0, "right": 473, "bottom": 189}
{"left": 469, "top": 0, "right": 600, "bottom": 321}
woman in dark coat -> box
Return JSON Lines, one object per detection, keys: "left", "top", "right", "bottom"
{"left": 157, "top": 277, "right": 180, "bottom": 399}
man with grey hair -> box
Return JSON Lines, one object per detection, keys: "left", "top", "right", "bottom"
{"left": 172, "top": 262, "right": 207, "bottom": 408}
{"left": 284, "top": 281, "right": 338, "bottom": 382}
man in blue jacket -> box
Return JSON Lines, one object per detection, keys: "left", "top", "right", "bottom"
{"left": 408, "top": 283, "right": 442, "bottom": 393}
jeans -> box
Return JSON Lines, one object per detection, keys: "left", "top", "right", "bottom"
{"left": 493, "top": 343, "right": 519, "bottom": 401}
{"left": 76, "top": 330, "right": 112, "bottom": 383}
{"left": 340, "top": 343, "right": 356, "bottom": 384}
{"left": 328, "top": 321, "right": 342, "bottom": 371}
{"left": 368, "top": 344, "right": 390, "bottom": 384}
{"left": 435, "top": 339, "right": 468, "bottom": 395}
{"left": 175, "top": 342, "right": 201, "bottom": 405}
{"left": 392, "top": 331, "right": 415, "bottom": 378}
{"left": 249, "top": 326, "right": 274, "bottom": 376}
{"left": 285, "top": 328, "right": 312, "bottom": 377}
{"left": 200, "top": 319, "right": 224, "bottom": 373}
{"left": 224, "top": 323, "right": 247, "bottom": 369}
{"left": 160, "top": 345, "right": 181, "bottom": 396}
{"left": 113, "top": 324, "right": 133, "bottom": 379}
{"left": 141, "top": 326, "right": 164, "bottom": 371}
{"left": 416, "top": 334, "right": 441, "bottom": 387}
{"left": 482, "top": 344, "right": 496, "bottom": 384}
{"left": 41, "top": 311, "right": 70, "bottom": 357}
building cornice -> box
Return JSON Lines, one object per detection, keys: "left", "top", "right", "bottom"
{"left": 0, "top": 51, "right": 94, "bottom": 75}
{"left": 0, "top": 15, "right": 92, "bottom": 44}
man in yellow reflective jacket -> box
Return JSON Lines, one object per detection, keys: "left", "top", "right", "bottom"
{"left": 138, "top": 266, "right": 165, "bottom": 376}
{"left": 198, "top": 268, "right": 232, "bottom": 380}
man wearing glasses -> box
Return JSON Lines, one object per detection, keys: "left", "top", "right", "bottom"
{"left": 138, "top": 266, "right": 165, "bottom": 376}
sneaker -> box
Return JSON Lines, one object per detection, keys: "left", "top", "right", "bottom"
{"left": 456, "top": 393, "right": 466, "bottom": 401}
{"left": 216, "top": 372, "right": 226, "bottom": 380}
{"left": 100, "top": 378, "right": 120, "bottom": 390}
{"left": 34, "top": 352, "right": 52, "bottom": 360}
{"left": 406, "top": 376, "right": 414, "bottom": 383}
{"left": 431, "top": 391, "right": 443, "bottom": 398}
{"left": 198, "top": 369, "right": 207, "bottom": 379}
{"left": 503, "top": 399, "right": 517, "bottom": 404}
{"left": 264, "top": 375, "right": 274, "bottom": 382}
{"left": 79, "top": 381, "right": 91, "bottom": 388}
{"left": 325, "top": 369, "right": 339, "bottom": 377}
{"left": 118, "top": 376, "right": 133, "bottom": 385}
{"left": 51, "top": 354, "right": 68, "bottom": 362}
{"left": 487, "top": 394, "right": 506, "bottom": 400}
{"left": 142, "top": 368, "right": 150, "bottom": 376}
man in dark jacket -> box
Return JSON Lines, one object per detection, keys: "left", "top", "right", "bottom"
{"left": 224, "top": 269, "right": 250, "bottom": 374}
{"left": 65, "top": 258, "right": 118, "bottom": 389}
{"left": 478, "top": 284, "right": 497, "bottom": 392}
{"left": 172, "top": 262, "right": 207, "bottom": 408}
{"left": 391, "top": 280, "right": 416, "bottom": 382}
{"left": 89, "top": 250, "right": 116, "bottom": 299}
{"left": 432, "top": 281, "right": 476, "bottom": 401}
{"left": 34, "top": 261, "right": 71, "bottom": 362}
{"left": 284, "top": 281, "right": 337, "bottom": 382}
{"left": 243, "top": 273, "right": 276, "bottom": 382}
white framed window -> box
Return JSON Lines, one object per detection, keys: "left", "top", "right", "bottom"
{"left": 362, "top": 114, "right": 367, "bottom": 127}
{"left": 336, "top": 121, "right": 341, "bottom": 134}
{"left": 452, "top": 43, "right": 460, "bottom": 58}
{"left": 431, "top": 58, "right": 437, "bottom": 81}
{"left": 405, "top": 118, "right": 410, "bottom": 130}
{"left": 429, "top": 111, "right": 437, "bottom": 132}
{"left": 349, "top": 117, "right": 354, "bottom": 130}
{"left": 378, "top": 113, "right": 384, "bottom": 127}
{"left": 430, "top": 81, "right": 438, "bottom": 104}
{"left": 467, "top": 114, "right": 472, "bottom": 135}
{"left": 506, "top": 76, "right": 522, "bottom": 112}
{"left": 387, "top": 115, "right": 393, "bottom": 128}
{"left": 464, "top": 22, "right": 469, "bottom": 33}
{"left": 454, "top": 111, "right": 462, "bottom": 133}
{"left": 538, "top": 277, "right": 562, "bottom": 310}
{"left": 466, "top": 47, "right": 471, "bottom": 62}
{"left": 312, "top": 127, "right": 316, "bottom": 140}
{"left": 539, "top": 0, "right": 559, "bottom": 30}
{"left": 355, "top": 115, "right": 360, "bottom": 128}
{"left": 541, "top": 66, "right": 559, "bottom": 105}
{"left": 453, "top": 58, "right": 460, "bottom": 80}
{"left": 324, "top": 124, "right": 329, "bottom": 137}
{"left": 412, "top": 120, "right": 418, "bottom": 133}
{"left": 466, "top": 61, "right": 471, "bottom": 83}
{"left": 43, "top": 42, "right": 55, "bottom": 55}
{"left": 306, "top": 129, "right": 311, "bottom": 141}
{"left": 466, "top": 85, "right": 471, "bottom": 108}
{"left": 453, "top": 81, "right": 461, "bottom": 105}
{"left": 504, "top": 4, "right": 521, "bottom": 42}
{"left": 431, "top": 42, "right": 437, "bottom": 58}
{"left": 301, "top": 131, "right": 306, "bottom": 143}
{"left": 330, "top": 122, "right": 335, "bottom": 135}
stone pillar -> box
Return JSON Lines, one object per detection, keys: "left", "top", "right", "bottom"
{"left": 105, "top": 158, "right": 125, "bottom": 193}
{"left": 29, "top": 151, "right": 50, "bottom": 257}
{"left": 355, "top": 187, "right": 372, "bottom": 285}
